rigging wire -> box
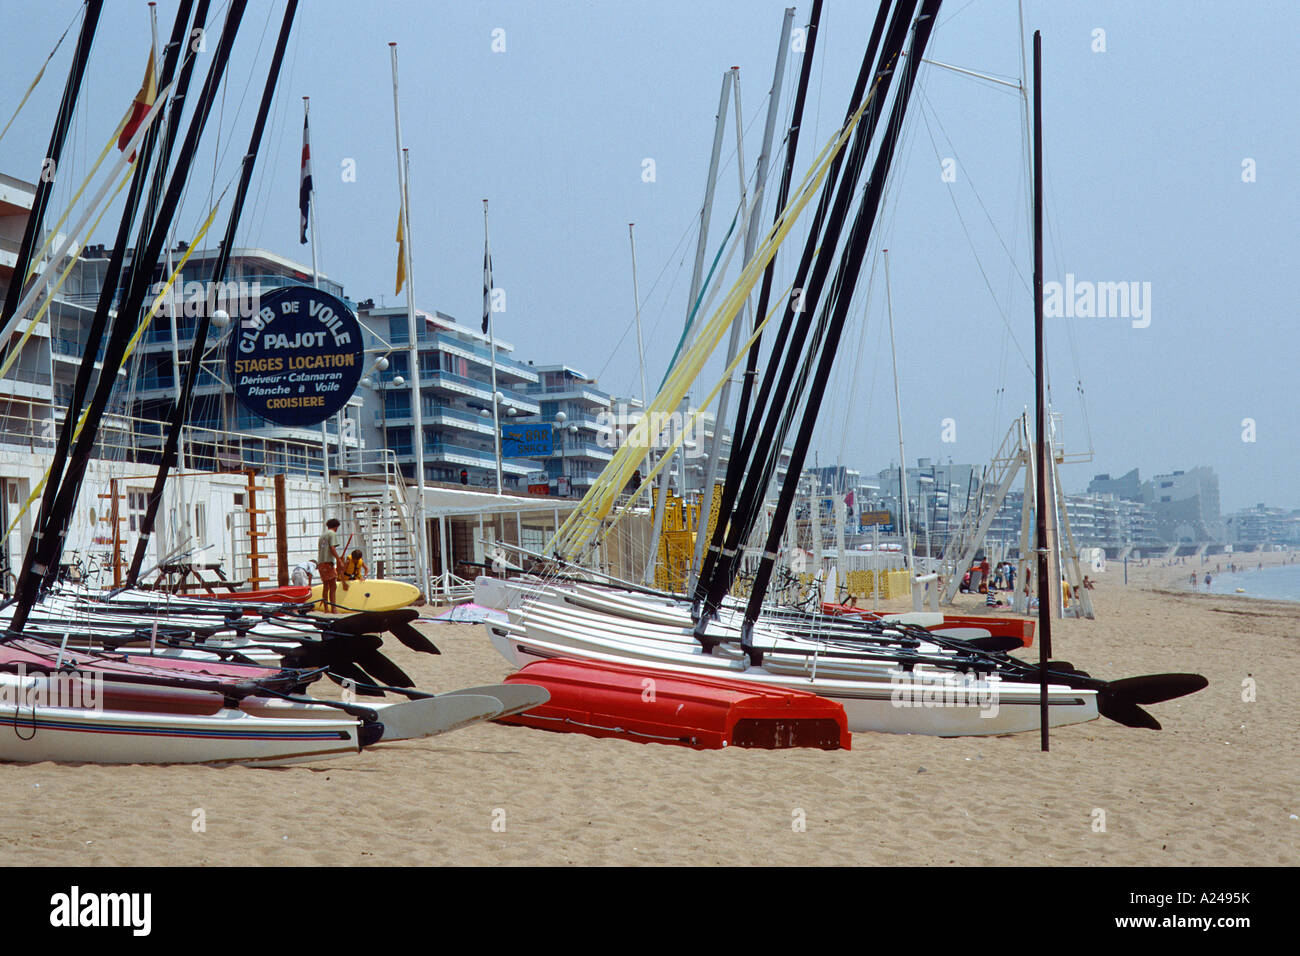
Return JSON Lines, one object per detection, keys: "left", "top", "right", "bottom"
{"left": 0, "top": 2, "right": 82, "bottom": 147}
{"left": 914, "top": 94, "right": 1031, "bottom": 375}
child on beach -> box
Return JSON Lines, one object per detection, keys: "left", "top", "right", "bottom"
{"left": 342, "top": 549, "right": 368, "bottom": 584}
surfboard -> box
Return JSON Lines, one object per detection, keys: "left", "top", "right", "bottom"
{"left": 310, "top": 578, "right": 421, "bottom": 612}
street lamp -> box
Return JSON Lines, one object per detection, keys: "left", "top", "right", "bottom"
{"left": 371, "top": 371, "right": 404, "bottom": 466}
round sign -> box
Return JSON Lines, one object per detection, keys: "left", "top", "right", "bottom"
{"left": 227, "top": 285, "right": 364, "bottom": 427}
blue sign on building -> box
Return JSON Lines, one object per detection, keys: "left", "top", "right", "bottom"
{"left": 227, "top": 285, "right": 364, "bottom": 427}
{"left": 501, "top": 422, "right": 553, "bottom": 458}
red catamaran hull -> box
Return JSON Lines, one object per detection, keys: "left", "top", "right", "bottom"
{"left": 498, "top": 657, "right": 850, "bottom": 750}
{"left": 820, "top": 603, "right": 1036, "bottom": 647}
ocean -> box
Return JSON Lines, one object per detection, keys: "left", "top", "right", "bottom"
{"left": 1199, "top": 562, "right": 1300, "bottom": 603}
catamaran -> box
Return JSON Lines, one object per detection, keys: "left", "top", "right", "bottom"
{"left": 477, "top": 0, "right": 1207, "bottom": 739}
{"left": 0, "top": 0, "right": 547, "bottom": 764}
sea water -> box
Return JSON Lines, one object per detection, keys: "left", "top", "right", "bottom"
{"left": 1200, "top": 562, "right": 1300, "bottom": 602}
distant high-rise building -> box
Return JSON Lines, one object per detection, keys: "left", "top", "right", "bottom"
{"left": 1141, "top": 466, "right": 1223, "bottom": 543}
{"left": 1224, "top": 504, "right": 1300, "bottom": 548}
{"left": 1087, "top": 467, "right": 1143, "bottom": 501}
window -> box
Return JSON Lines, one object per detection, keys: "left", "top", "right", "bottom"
{"left": 385, "top": 391, "right": 411, "bottom": 417}
{"left": 127, "top": 491, "right": 148, "bottom": 533}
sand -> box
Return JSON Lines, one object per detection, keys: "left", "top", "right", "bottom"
{"left": 1, "top": 558, "right": 1296, "bottom": 867}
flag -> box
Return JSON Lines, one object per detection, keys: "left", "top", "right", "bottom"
{"left": 482, "top": 238, "right": 493, "bottom": 334}
{"left": 117, "top": 40, "right": 157, "bottom": 161}
{"left": 299, "top": 113, "right": 313, "bottom": 244}
{"left": 395, "top": 209, "right": 406, "bottom": 295}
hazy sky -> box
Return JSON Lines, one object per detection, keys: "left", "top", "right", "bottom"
{"left": 3, "top": 1, "right": 1296, "bottom": 511}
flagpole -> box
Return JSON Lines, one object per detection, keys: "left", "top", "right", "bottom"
{"left": 484, "top": 198, "right": 503, "bottom": 496}
{"left": 303, "top": 95, "right": 330, "bottom": 514}
{"left": 390, "top": 43, "right": 431, "bottom": 599}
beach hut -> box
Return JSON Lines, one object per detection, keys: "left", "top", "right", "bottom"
{"left": 1079, "top": 547, "right": 1106, "bottom": 573}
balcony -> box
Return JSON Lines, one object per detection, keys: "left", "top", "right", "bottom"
{"left": 422, "top": 440, "right": 537, "bottom": 476}
{"left": 430, "top": 333, "right": 538, "bottom": 384}
{"left": 554, "top": 439, "right": 614, "bottom": 462}
{"left": 422, "top": 371, "right": 540, "bottom": 415}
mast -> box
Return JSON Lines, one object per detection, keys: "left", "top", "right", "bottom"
{"left": 626, "top": 222, "right": 650, "bottom": 509}
{"left": 1032, "top": 29, "right": 1053, "bottom": 751}
{"left": 0, "top": 0, "right": 103, "bottom": 330}
{"left": 882, "top": 248, "right": 913, "bottom": 572}
{"left": 695, "top": 0, "right": 903, "bottom": 626}
{"left": 127, "top": 0, "right": 299, "bottom": 584}
{"left": 303, "top": 95, "right": 331, "bottom": 509}
{"left": 690, "top": 7, "right": 795, "bottom": 587}
{"left": 739, "top": 0, "right": 943, "bottom": 657}
{"left": 389, "top": 42, "right": 431, "bottom": 598}
{"left": 643, "top": 68, "right": 734, "bottom": 586}
{"left": 484, "top": 198, "right": 503, "bottom": 495}
{"left": 148, "top": 0, "right": 190, "bottom": 553}
{"left": 13, "top": 0, "right": 249, "bottom": 631}
{"left": 10, "top": 0, "right": 198, "bottom": 610}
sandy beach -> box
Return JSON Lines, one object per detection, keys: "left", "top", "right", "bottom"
{"left": 1, "top": 557, "right": 1296, "bottom": 867}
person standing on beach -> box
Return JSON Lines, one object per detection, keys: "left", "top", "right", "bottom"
{"left": 317, "top": 518, "right": 343, "bottom": 611}
{"left": 1190, "top": 571, "right": 1197, "bottom": 589}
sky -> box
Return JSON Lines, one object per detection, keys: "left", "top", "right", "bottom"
{"left": 2, "top": 0, "right": 1297, "bottom": 512}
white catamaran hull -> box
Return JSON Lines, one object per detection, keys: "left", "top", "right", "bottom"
{"left": 0, "top": 674, "right": 509, "bottom": 765}
{"left": 485, "top": 620, "right": 1098, "bottom": 737}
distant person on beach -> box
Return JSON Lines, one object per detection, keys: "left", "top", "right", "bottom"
{"left": 317, "top": 518, "right": 343, "bottom": 611}
{"left": 1205, "top": 572, "right": 1212, "bottom": 588}
{"left": 1082, "top": 575, "right": 1095, "bottom": 590}
{"left": 290, "top": 559, "right": 316, "bottom": 588}
{"left": 1190, "top": 571, "right": 1197, "bottom": 588}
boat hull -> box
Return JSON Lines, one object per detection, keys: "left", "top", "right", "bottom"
{"left": 499, "top": 658, "right": 849, "bottom": 750}
{"left": 486, "top": 624, "right": 1098, "bottom": 737}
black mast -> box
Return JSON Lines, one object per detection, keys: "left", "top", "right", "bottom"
{"left": 10, "top": 0, "right": 249, "bottom": 634}
{"left": 696, "top": 0, "right": 914, "bottom": 631}
{"left": 0, "top": 0, "right": 103, "bottom": 332}
{"left": 738, "top": 0, "right": 943, "bottom": 658}
{"left": 128, "top": 0, "right": 300, "bottom": 584}
{"left": 691, "top": 0, "right": 825, "bottom": 612}
{"left": 696, "top": 0, "right": 890, "bottom": 613}
{"left": 1032, "top": 30, "right": 1053, "bottom": 752}
{"left": 11, "top": 0, "right": 200, "bottom": 610}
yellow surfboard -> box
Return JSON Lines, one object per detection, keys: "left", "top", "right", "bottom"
{"left": 311, "top": 578, "right": 421, "bottom": 612}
